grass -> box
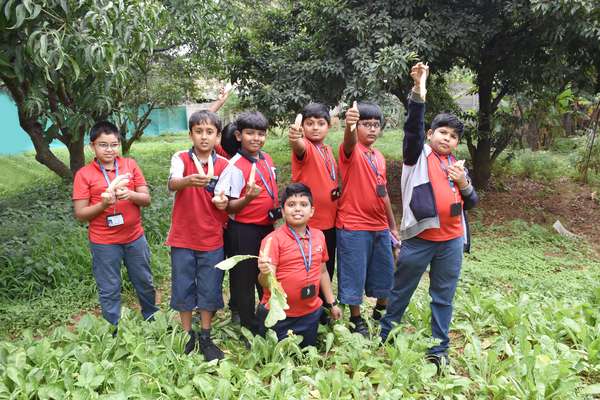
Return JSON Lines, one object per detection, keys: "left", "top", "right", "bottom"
{"left": 1, "top": 131, "right": 600, "bottom": 398}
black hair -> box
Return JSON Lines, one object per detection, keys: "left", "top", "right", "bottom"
{"left": 302, "top": 103, "right": 330, "bottom": 125}
{"left": 188, "top": 110, "right": 222, "bottom": 132}
{"left": 280, "top": 182, "right": 313, "bottom": 207}
{"left": 90, "top": 121, "right": 120, "bottom": 142}
{"left": 220, "top": 122, "right": 241, "bottom": 157}
{"left": 430, "top": 113, "right": 464, "bottom": 138}
{"left": 357, "top": 102, "right": 383, "bottom": 124}
{"left": 235, "top": 111, "right": 269, "bottom": 131}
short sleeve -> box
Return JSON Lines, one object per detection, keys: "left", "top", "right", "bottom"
{"left": 72, "top": 169, "right": 90, "bottom": 200}
{"left": 215, "top": 164, "right": 245, "bottom": 199}
{"left": 338, "top": 143, "right": 353, "bottom": 165}
{"left": 129, "top": 159, "right": 147, "bottom": 187}
{"left": 260, "top": 233, "right": 280, "bottom": 268}
{"left": 319, "top": 231, "right": 329, "bottom": 263}
{"left": 169, "top": 153, "right": 185, "bottom": 180}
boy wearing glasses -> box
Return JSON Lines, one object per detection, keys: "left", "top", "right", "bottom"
{"left": 73, "top": 121, "right": 158, "bottom": 332}
{"left": 336, "top": 103, "right": 398, "bottom": 337}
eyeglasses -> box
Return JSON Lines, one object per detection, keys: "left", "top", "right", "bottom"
{"left": 95, "top": 143, "right": 120, "bottom": 150}
{"left": 358, "top": 122, "right": 381, "bottom": 130}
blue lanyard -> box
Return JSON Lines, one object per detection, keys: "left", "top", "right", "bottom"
{"left": 253, "top": 159, "right": 276, "bottom": 199}
{"left": 288, "top": 225, "right": 312, "bottom": 273}
{"left": 314, "top": 143, "right": 336, "bottom": 182}
{"left": 363, "top": 151, "right": 382, "bottom": 179}
{"left": 97, "top": 160, "right": 119, "bottom": 188}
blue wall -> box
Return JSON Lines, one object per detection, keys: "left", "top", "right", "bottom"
{"left": 0, "top": 92, "right": 188, "bottom": 155}
{"left": 0, "top": 92, "right": 38, "bottom": 154}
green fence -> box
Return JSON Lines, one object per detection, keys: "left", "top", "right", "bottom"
{"left": 1, "top": 93, "right": 188, "bottom": 155}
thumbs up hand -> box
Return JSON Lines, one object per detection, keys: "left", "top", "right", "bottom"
{"left": 346, "top": 101, "right": 360, "bottom": 132}
{"left": 212, "top": 190, "right": 228, "bottom": 210}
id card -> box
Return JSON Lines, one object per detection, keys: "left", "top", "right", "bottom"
{"left": 107, "top": 213, "right": 124, "bottom": 228}
{"left": 376, "top": 184, "right": 387, "bottom": 197}
{"left": 205, "top": 177, "right": 218, "bottom": 194}
{"left": 330, "top": 188, "right": 341, "bottom": 200}
{"left": 450, "top": 202, "right": 462, "bottom": 217}
{"left": 268, "top": 207, "right": 282, "bottom": 221}
{"left": 300, "top": 284, "right": 316, "bottom": 299}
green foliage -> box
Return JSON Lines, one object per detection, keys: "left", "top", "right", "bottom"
{"left": 1, "top": 133, "right": 600, "bottom": 396}
{"left": 0, "top": 0, "right": 228, "bottom": 178}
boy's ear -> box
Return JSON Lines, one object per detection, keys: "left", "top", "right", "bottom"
{"left": 309, "top": 206, "right": 315, "bottom": 218}
{"left": 426, "top": 128, "right": 433, "bottom": 140}
{"left": 234, "top": 130, "right": 242, "bottom": 142}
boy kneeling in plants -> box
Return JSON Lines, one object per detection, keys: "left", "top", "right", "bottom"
{"left": 257, "top": 183, "right": 342, "bottom": 347}
{"left": 73, "top": 121, "right": 158, "bottom": 332}
{"left": 166, "top": 110, "right": 230, "bottom": 360}
{"left": 380, "top": 63, "right": 479, "bottom": 368}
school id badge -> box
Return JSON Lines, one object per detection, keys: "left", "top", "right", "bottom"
{"left": 301, "top": 284, "right": 317, "bottom": 299}
{"left": 450, "top": 202, "right": 462, "bottom": 217}
{"left": 330, "top": 188, "right": 341, "bottom": 200}
{"left": 106, "top": 213, "right": 124, "bottom": 228}
{"left": 205, "top": 176, "right": 219, "bottom": 194}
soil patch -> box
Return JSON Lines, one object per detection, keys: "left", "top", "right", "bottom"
{"left": 386, "top": 161, "right": 599, "bottom": 252}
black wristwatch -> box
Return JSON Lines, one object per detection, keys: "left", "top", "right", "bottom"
{"left": 324, "top": 300, "right": 338, "bottom": 309}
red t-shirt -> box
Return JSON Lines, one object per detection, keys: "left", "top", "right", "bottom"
{"left": 166, "top": 150, "right": 229, "bottom": 251}
{"left": 72, "top": 157, "right": 146, "bottom": 245}
{"left": 291, "top": 138, "right": 339, "bottom": 230}
{"left": 418, "top": 152, "right": 464, "bottom": 241}
{"left": 260, "top": 225, "right": 328, "bottom": 317}
{"left": 336, "top": 142, "right": 388, "bottom": 231}
{"left": 215, "top": 151, "right": 278, "bottom": 226}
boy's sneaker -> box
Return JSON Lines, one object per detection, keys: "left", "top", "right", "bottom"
{"left": 372, "top": 304, "right": 386, "bottom": 321}
{"left": 199, "top": 334, "right": 225, "bottom": 361}
{"left": 425, "top": 352, "right": 449, "bottom": 374}
{"left": 349, "top": 317, "right": 369, "bottom": 338}
{"left": 184, "top": 331, "right": 197, "bottom": 355}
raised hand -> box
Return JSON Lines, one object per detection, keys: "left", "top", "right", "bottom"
{"left": 346, "top": 101, "right": 360, "bottom": 132}
{"left": 410, "top": 62, "right": 429, "bottom": 98}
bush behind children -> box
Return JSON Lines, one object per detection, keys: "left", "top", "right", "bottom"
{"left": 73, "top": 63, "right": 477, "bottom": 371}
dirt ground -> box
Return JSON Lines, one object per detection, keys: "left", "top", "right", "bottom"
{"left": 386, "top": 161, "right": 600, "bottom": 252}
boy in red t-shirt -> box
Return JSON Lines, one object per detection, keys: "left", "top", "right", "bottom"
{"left": 166, "top": 110, "right": 229, "bottom": 360}
{"left": 288, "top": 103, "right": 339, "bottom": 319}
{"left": 380, "top": 63, "right": 479, "bottom": 368}
{"left": 257, "top": 183, "right": 341, "bottom": 347}
{"left": 215, "top": 111, "right": 280, "bottom": 336}
{"left": 72, "top": 121, "right": 158, "bottom": 332}
{"left": 336, "top": 102, "right": 399, "bottom": 337}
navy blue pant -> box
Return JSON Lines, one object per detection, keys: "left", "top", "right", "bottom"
{"left": 90, "top": 234, "right": 158, "bottom": 325}
{"left": 380, "top": 236, "right": 463, "bottom": 354}
{"left": 170, "top": 247, "right": 224, "bottom": 312}
{"left": 258, "top": 305, "right": 322, "bottom": 347}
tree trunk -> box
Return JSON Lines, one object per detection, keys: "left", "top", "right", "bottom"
{"left": 472, "top": 68, "right": 495, "bottom": 189}
{"left": 21, "top": 115, "right": 73, "bottom": 180}
{"left": 472, "top": 138, "right": 492, "bottom": 189}
{"left": 67, "top": 127, "right": 86, "bottom": 176}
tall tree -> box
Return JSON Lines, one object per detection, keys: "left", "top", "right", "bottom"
{"left": 0, "top": 0, "right": 226, "bottom": 179}
{"left": 225, "top": 0, "right": 600, "bottom": 188}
